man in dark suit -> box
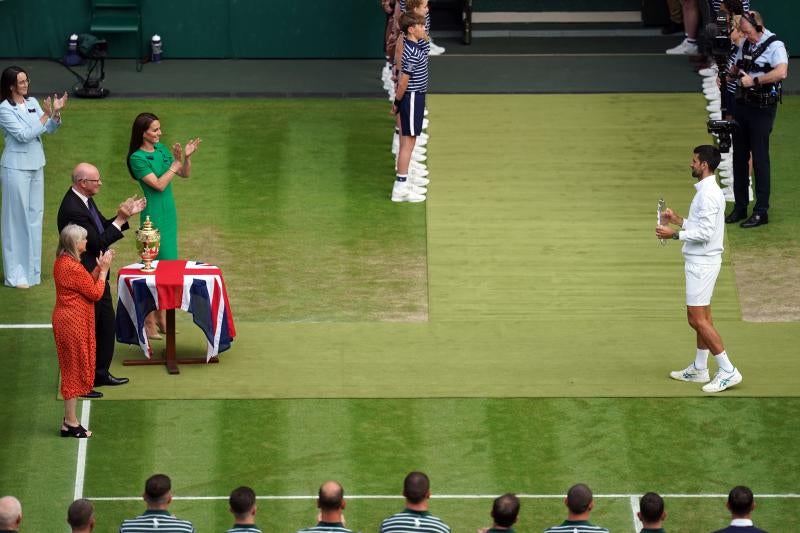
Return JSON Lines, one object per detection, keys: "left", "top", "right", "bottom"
{"left": 712, "top": 486, "right": 768, "bottom": 533}
{"left": 57, "top": 162, "right": 146, "bottom": 395}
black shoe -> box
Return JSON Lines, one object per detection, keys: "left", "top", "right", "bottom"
{"left": 95, "top": 374, "right": 130, "bottom": 387}
{"left": 661, "top": 21, "right": 683, "bottom": 35}
{"left": 80, "top": 390, "right": 104, "bottom": 399}
{"left": 740, "top": 213, "right": 768, "bottom": 228}
{"left": 725, "top": 209, "right": 747, "bottom": 224}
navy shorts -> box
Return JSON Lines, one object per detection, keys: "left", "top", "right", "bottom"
{"left": 399, "top": 91, "right": 426, "bottom": 137}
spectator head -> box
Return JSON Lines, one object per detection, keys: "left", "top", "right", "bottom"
{"left": 693, "top": 145, "right": 721, "bottom": 172}
{"left": 400, "top": 12, "right": 425, "bottom": 34}
{"left": 1, "top": 66, "right": 29, "bottom": 103}
{"left": 565, "top": 484, "right": 594, "bottom": 516}
{"left": 0, "top": 496, "right": 22, "bottom": 531}
{"left": 229, "top": 486, "right": 257, "bottom": 521}
{"left": 143, "top": 474, "right": 172, "bottom": 507}
{"left": 57, "top": 224, "right": 88, "bottom": 261}
{"left": 403, "top": 471, "right": 431, "bottom": 504}
{"left": 638, "top": 492, "right": 665, "bottom": 526}
{"left": 491, "top": 493, "right": 520, "bottom": 528}
{"left": 727, "top": 486, "right": 755, "bottom": 517}
{"left": 317, "top": 481, "right": 345, "bottom": 512}
{"left": 740, "top": 11, "right": 764, "bottom": 43}
{"left": 67, "top": 499, "right": 95, "bottom": 531}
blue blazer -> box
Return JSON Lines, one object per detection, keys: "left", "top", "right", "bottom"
{"left": 0, "top": 96, "right": 60, "bottom": 170}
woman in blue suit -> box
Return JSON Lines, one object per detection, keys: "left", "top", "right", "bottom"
{"left": 0, "top": 66, "right": 67, "bottom": 288}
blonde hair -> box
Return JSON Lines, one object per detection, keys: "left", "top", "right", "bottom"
{"left": 57, "top": 224, "right": 87, "bottom": 261}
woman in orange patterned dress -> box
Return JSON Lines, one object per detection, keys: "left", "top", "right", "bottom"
{"left": 52, "top": 224, "right": 114, "bottom": 438}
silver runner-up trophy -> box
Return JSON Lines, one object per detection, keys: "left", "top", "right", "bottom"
{"left": 136, "top": 215, "right": 160, "bottom": 272}
{"left": 657, "top": 197, "right": 666, "bottom": 246}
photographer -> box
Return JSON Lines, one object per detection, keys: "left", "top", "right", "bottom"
{"left": 725, "top": 10, "right": 788, "bottom": 228}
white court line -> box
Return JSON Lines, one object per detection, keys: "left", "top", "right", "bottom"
{"left": 0, "top": 324, "right": 52, "bottom": 328}
{"left": 86, "top": 493, "right": 800, "bottom": 502}
{"left": 438, "top": 53, "right": 666, "bottom": 58}
{"left": 73, "top": 400, "right": 92, "bottom": 500}
{"left": 629, "top": 496, "right": 642, "bottom": 532}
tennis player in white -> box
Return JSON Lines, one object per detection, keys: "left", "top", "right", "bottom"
{"left": 657, "top": 145, "right": 743, "bottom": 393}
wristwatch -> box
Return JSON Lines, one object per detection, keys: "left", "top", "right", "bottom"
{"left": 672, "top": 231, "right": 680, "bottom": 240}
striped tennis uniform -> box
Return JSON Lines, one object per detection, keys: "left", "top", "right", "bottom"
{"left": 543, "top": 520, "right": 609, "bottom": 533}
{"left": 380, "top": 509, "right": 451, "bottom": 533}
{"left": 399, "top": 39, "right": 428, "bottom": 136}
{"left": 119, "top": 510, "right": 195, "bottom": 533}
{"left": 226, "top": 525, "right": 262, "bottom": 533}
{"left": 298, "top": 521, "right": 353, "bottom": 533}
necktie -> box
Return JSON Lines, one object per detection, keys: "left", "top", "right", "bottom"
{"left": 87, "top": 199, "right": 105, "bottom": 234}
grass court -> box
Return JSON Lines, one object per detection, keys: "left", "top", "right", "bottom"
{"left": 1, "top": 94, "right": 799, "bottom": 533}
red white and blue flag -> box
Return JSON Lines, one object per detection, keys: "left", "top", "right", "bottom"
{"left": 116, "top": 260, "right": 236, "bottom": 360}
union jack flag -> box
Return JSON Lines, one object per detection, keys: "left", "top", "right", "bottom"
{"left": 115, "top": 260, "right": 236, "bottom": 361}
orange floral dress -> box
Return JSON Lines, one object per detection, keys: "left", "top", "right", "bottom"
{"left": 52, "top": 254, "right": 106, "bottom": 399}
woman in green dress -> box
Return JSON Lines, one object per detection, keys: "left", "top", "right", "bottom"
{"left": 126, "top": 112, "right": 201, "bottom": 337}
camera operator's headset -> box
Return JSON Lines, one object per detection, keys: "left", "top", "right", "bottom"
{"left": 742, "top": 11, "right": 763, "bottom": 33}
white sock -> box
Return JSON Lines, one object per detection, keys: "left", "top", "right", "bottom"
{"left": 714, "top": 351, "right": 734, "bottom": 373}
{"left": 694, "top": 349, "right": 709, "bottom": 370}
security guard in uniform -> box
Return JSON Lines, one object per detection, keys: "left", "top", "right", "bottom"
{"left": 725, "top": 10, "right": 788, "bottom": 228}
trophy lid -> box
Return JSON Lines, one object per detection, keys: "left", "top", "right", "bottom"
{"left": 136, "top": 215, "right": 160, "bottom": 242}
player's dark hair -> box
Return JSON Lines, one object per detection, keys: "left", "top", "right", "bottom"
{"left": 318, "top": 481, "right": 344, "bottom": 511}
{"left": 491, "top": 493, "right": 520, "bottom": 528}
{"left": 728, "top": 486, "right": 755, "bottom": 516}
{"left": 400, "top": 12, "right": 425, "bottom": 34}
{"left": 721, "top": 0, "right": 744, "bottom": 16}
{"left": 639, "top": 492, "right": 664, "bottom": 523}
{"left": 67, "top": 499, "right": 94, "bottom": 529}
{"left": 144, "top": 474, "right": 171, "bottom": 503}
{"left": 403, "top": 471, "right": 430, "bottom": 504}
{"left": 694, "top": 144, "right": 721, "bottom": 171}
{"left": 566, "top": 483, "right": 593, "bottom": 514}
{"left": 229, "top": 486, "right": 256, "bottom": 518}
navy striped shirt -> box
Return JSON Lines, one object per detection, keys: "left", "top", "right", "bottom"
{"left": 226, "top": 525, "right": 262, "bottom": 533}
{"left": 298, "top": 521, "right": 353, "bottom": 533}
{"left": 119, "top": 510, "right": 195, "bottom": 533}
{"left": 402, "top": 39, "right": 429, "bottom": 93}
{"left": 380, "top": 509, "right": 451, "bottom": 533}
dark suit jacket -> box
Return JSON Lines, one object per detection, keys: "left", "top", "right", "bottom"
{"left": 57, "top": 188, "right": 129, "bottom": 273}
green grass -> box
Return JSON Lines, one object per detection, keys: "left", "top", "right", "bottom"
{"left": 1, "top": 95, "right": 799, "bottom": 533}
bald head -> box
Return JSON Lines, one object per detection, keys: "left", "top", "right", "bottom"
{"left": 0, "top": 496, "right": 22, "bottom": 531}
{"left": 317, "top": 481, "right": 344, "bottom": 512}
{"left": 71, "top": 162, "right": 102, "bottom": 197}
{"left": 72, "top": 162, "right": 99, "bottom": 184}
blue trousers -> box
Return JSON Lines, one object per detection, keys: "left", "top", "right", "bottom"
{"left": 1, "top": 166, "right": 44, "bottom": 287}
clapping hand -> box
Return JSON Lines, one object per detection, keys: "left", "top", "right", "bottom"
{"left": 52, "top": 92, "right": 69, "bottom": 112}
{"left": 171, "top": 142, "right": 183, "bottom": 162}
{"left": 42, "top": 96, "right": 53, "bottom": 116}
{"left": 97, "top": 249, "right": 115, "bottom": 273}
{"left": 125, "top": 195, "right": 147, "bottom": 215}
{"left": 184, "top": 137, "right": 202, "bottom": 158}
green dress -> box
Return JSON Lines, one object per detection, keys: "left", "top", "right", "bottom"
{"left": 128, "top": 143, "right": 179, "bottom": 260}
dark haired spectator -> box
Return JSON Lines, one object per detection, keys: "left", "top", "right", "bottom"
{"left": 712, "top": 486, "right": 768, "bottom": 532}
{"left": 297, "top": 481, "right": 351, "bottom": 533}
{"left": 381, "top": 472, "right": 451, "bottom": 533}
{"left": 478, "top": 493, "right": 519, "bottom": 533}
{"left": 0, "top": 496, "right": 22, "bottom": 533}
{"left": 68, "top": 499, "right": 95, "bottom": 533}
{"left": 544, "top": 483, "right": 609, "bottom": 533}
{"left": 638, "top": 492, "right": 666, "bottom": 533}
{"left": 227, "top": 486, "right": 261, "bottom": 533}
{"left": 119, "top": 474, "right": 195, "bottom": 533}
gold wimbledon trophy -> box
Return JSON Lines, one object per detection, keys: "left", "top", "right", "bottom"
{"left": 136, "top": 216, "right": 160, "bottom": 272}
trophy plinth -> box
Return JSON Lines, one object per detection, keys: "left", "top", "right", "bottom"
{"left": 136, "top": 215, "right": 161, "bottom": 272}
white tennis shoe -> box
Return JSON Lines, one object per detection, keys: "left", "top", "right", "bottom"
{"left": 670, "top": 363, "right": 710, "bottom": 383}
{"left": 702, "top": 368, "right": 743, "bottom": 393}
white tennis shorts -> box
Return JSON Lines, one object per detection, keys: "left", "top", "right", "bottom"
{"left": 685, "top": 262, "right": 721, "bottom": 306}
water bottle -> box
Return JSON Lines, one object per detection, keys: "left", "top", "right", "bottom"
{"left": 64, "top": 33, "right": 81, "bottom": 66}
{"left": 151, "top": 35, "right": 162, "bottom": 63}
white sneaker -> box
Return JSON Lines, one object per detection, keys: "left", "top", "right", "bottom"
{"left": 418, "top": 132, "right": 429, "bottom": 142}
{"left": 709, "top": 111, "right": 722, "bottom": 120}
{"left": 749, "top": 184, "right": 754, "bottom": 202}
{"left": 719, "top": 174, "right": 733, "bottom": 185}
{"left": 410, "top": 162, "right": 428, "bottom": 176}
{"left": 409, "top": 182, "right": 427, "bottom": 195}
{"left": 704, "top": 91, "right": 721, "bottom": 101}
{"left": 698, "top": 66, "right": 718, "bottom": 77}
{"left": 415, "top": 135, "right": 428, "bottom": 147}
{"left": 428, "top": 41, "right": 445, "bottom": 55}
{"left": 391, "top": 182, "right": 426, "bottom": 203}
{"left": 704, "top": 87, "right": 721, "bottom": 96}
{"left": 413, "top": 146, "right": 427, "bottom": 156}
{"left": 422, "top": 118, "right": 429, "bottom": 130}
{"left": 706, "top": 102, "right": 721, "bottom": 112}
{"left": 410, "top": 174, "right": 429, "bottom": 186}
{"left": 670, "top": 363, "right": 710, "bottom": 383}
{"left": 424, "top": 107, "right": 429, "bottom": 117}
{"left": 667, "top": 39, "right": 699, "bottom": 55}
{"left": 703, "top": 79, "right": 719, "bottom": 89}
{"left": 722, "top": 186, "right": 735, "bottom": 202}
{"left": 411, "top": 151, "right": 427, "bottom": 163}
{"left": 702, "top": 367, "right": 742, "bottom": 393}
